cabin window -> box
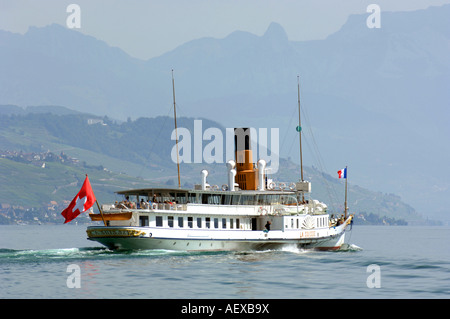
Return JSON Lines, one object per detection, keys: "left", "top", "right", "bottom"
{"left": 236, "top": 218, "right": 240, "bottom": 229}
{"left": 296, "top": 219, "right": 299, "bottom": 229}
{"left": 139, "top": 216, "right": 149, "bottom": 227}
{"left": 214, "top": 218, "right": 219, "bottom": 229}
{"left": 222, "top": 218, "right": 227, "bottom": 229}
{"left": 188, "top": 217, "right": 193, "bottom": 228}
{"left": 197, "top": 217, "right": 202, "bottom": 228}
{"left": 208, "top": 195, "right": 221, "bottom": 205}
{"left": 168, "top": 216, "right": 174, "bottom": 228}
{"left": 175, "top": 192, "right": 188, "bottom": 204}
{"left": 291, "top": 219, "right": 294, "bottom": 228}
{"left": 206, "top": 217, "right": 211, "bottom": 228}
{"left": 178, "top": 216, "right": 184, "bottom": 228}
{"left": 223, "top": 195, "right": 232, "bottom": 205}
{"left": 230, "top": 218, "right": 234, "bottom": 229}
{"left": 156, "top": 216, "right": 163, "bottom": 227}
{"left": 241, "top": 195, "right": 255, "bottom": 205}
{"left": 260, "top": 194, "right": 281, "bottom": 205}
{"left": 188, "top": 193, "right": 197, "bottom": 204}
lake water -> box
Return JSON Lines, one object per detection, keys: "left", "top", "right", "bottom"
{"left": 1, "top": 225, "right": 449, "bottom": 300}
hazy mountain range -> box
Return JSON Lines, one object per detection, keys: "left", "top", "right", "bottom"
{"left": 0, "top": 5, "right": 448, "bottom": 222}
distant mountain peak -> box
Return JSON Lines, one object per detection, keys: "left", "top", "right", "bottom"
{"left": 263, "top": 22, "right": 289, "bottom": 42}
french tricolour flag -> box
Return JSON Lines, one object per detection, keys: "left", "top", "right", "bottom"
{"left": 337, "top": 168, "right": 347, "bottom": 179}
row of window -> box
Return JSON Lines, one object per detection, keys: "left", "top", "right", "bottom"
{"left": 285, "top": 216, "right": 328, "bottom": 229}
{"left": 139, "top": 215, "right": 328, "bottom": 229}
{"left": 317, "top": 216, "right": 328, "bottom": 228}
{"left": 131, "top": 192, "right": 299, "bottom": 206}
{"left": 141, "top": 215, "right": 241, "bottom": 229}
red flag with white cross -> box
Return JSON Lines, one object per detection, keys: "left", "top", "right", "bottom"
{"left": 61, "top": 175, "right": 96, "bottom": 223}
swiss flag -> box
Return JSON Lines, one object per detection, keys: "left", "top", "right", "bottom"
{"left": 61, "top": 175, "right": 96, "bottom": 223}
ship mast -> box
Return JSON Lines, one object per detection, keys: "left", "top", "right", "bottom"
{"left": 297, "top": 76, "right": 305, "bottom": 202}
{"left": 297, "top": 76, "right": 304, "bottom": 182}
{"left": 172, "top": 69, "right": 181, "bottom": 188}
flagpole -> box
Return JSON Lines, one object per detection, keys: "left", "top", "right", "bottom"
{"left": 344, "top": 166, "right": 348, "bottom": 219}
{"left": 86, "top": 174, "right": 107, "bottom": 226}
{"left": 96, "top": 200, "right": 107, "bottom": 226}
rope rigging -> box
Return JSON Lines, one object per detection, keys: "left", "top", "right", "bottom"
{"left": 279, "top": 91, "right": 341, "bottom": 213}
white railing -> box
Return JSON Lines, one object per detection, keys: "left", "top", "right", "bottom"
{"left": 103, "top": 203, "right": 187, "bottom": 212}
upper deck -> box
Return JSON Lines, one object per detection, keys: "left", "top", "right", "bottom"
{"left": 115, "top": 187, "right": 304, "bottom": 208}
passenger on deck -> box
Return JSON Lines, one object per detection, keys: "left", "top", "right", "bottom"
{"left": 140, "top": 199, "right": 149, "bottom": 209}
{"left": 124, "top": 196, "right": 135, "bottom": 209}
{"left": 265, "top": 221, "right": 271, "bottom": 231}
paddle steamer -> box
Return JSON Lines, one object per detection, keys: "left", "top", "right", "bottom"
{"left": 87, "top": 183, "right": 352, "bottom": 251}
{"left": 86, "top": 77, "right": 353, "bottom": 251}
{"left": 87, "top": 128, "right": 353, "bottom": 251}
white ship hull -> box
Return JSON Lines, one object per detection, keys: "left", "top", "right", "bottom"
{"left": 86, "top": 216, "right": 351, "bottom": 251}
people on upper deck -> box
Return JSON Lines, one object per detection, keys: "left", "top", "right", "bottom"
{"left": 123, "top": 196, "right": 135, "bottom": 209}
{"left": 265, "top": 221, "right": 271, "bottom": 231}
{"left": 140, "top": 199, "right": 149, "bottom": 209}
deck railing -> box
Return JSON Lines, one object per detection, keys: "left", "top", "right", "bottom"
{"left": 103, "top": 203, "right": 188, "bottom": 212}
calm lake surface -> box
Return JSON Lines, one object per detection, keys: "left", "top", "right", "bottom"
{"left": 1, "top": 224, "right": 449, "bottom": 299}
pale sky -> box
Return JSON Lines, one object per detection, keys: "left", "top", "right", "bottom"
{"left": 1, "top": 0, "right": 449, "bottom": 60}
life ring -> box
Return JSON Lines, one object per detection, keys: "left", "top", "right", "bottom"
{"left": 152, "top": 203, "right": 157, "bottom": 209}
{"left": 222, "top": 184, "right": 229, "bottom": 191}
{"left": 279, "top": 182, "right": 286, "bottom": 190}
{"left": 268, "top": 182, "right": 276, "bottom": 190}
{"left": 289, "top": 182, "right": 296, "bottom": 191}
{"left": 211, "top": 185, "right": 219, "bottom": 191}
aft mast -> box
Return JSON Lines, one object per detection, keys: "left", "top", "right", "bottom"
{"left": 297, "top": 76, "right": 304, "bottom": 183}
{"left": 172, "top": 69, "right": 181, "bottom": 188}
{"left": 296, "top": 76, "right": 306, "bottom": 203}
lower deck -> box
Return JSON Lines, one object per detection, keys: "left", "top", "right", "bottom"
{"left": 86, "top": 215, "right": 353, "bottom": 251}
{"left": 86, "top": 225, "right": 348, "bottom": 251}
